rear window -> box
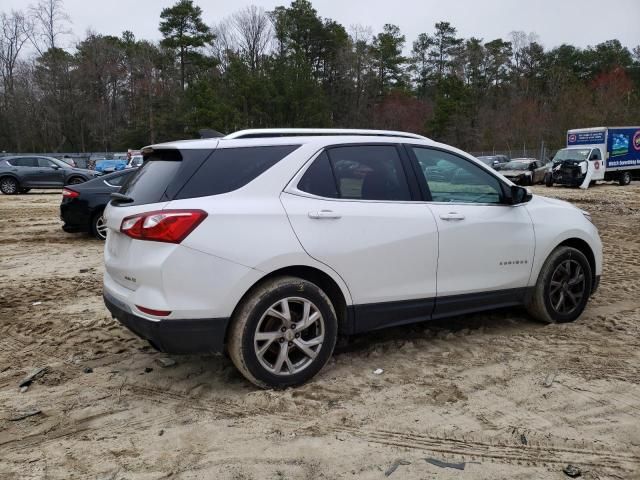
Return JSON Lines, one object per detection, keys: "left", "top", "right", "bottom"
{"left": 116, "top": 145, "right": 299, "bottom": 206}
{"left": 104, "top": 171, "right": 134, "bottom": 187}
{"left": 175, "top": 145, "right": 299, "bottom": 199}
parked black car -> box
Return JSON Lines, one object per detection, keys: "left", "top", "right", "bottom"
{"left": 0, "top": 156, "right": 98, "bottom": 195}
{"left": 476, "top": 155, "right": 509, "bottom": 169}
{"left": 61, "top": 169, "right": 136, "bottom": 240}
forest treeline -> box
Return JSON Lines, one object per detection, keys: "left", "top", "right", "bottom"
{"left": 1, "top": 0, "right": 639, "bottom": 153}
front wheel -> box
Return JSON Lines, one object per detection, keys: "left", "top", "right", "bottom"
{"left": 526, "top": 246, "right": 592, "bottom": 324}
{"left": 619, "top": 171, "right": 631, "bottom": 186}
{"left": 66, "top": 177, "right": 84, "bottom": 185}
{"left": 544, "top": 173, "right": 553, "bottom": 187}
{"left": 228, "top": 276, "right": 338, "bottom": 389}
{"left": 0, "top": 176, "right": 19, "bottom": 195}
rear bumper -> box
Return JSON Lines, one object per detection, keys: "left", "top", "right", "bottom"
{"left": 104, "top": 291, "right": 229, "bottom": 354}
{"left": 60, "top": 201, "right": 91, "bottom": 233}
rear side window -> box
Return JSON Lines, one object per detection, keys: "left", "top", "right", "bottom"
{"left": 297, "top": 152, "right": 339, "bottom": 198}
{"left": 175, "top": 145, "right": 299, "bottom": 199}
{"left": 11, "top": 157, "right": 38, "bottom": 167}
{"left": 298, "top": 145, "right": 411, "bottom": 201}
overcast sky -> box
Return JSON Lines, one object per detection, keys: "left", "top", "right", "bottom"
{"left": 4, "top": 0, "right": 639, "bottom": 50}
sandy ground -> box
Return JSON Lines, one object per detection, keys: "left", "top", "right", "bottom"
{"left": 0, "top": 184, "right": 639, "bottom": 480}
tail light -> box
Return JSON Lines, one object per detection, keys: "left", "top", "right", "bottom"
{"left": 120, "top": 209, "right": 207, "bottom": 243}
{"left": 62, "top": 188, "right": 79, "bottom": 198}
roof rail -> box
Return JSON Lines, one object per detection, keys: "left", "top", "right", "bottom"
{"left": 224, "top": 128, "right": 428, "bottom": 140}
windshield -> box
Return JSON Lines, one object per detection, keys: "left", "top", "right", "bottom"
{"left": 502, "top": 161, "right": 530, "bottom": 171}
{"left": 553, "top": 148, "right": 590, "bottom": 162}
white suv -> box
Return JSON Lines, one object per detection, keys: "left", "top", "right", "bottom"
{"left": 103, "top": 129, "right": 602, "bottom": 388}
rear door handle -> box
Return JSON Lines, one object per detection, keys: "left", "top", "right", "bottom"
{"left": 439, "top": 212, "right": 465, "bottom": 221}
{"left": 308, "top": 210, "right": 341, "bottom": 219}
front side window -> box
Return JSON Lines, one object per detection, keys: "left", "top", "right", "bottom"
{"left": 298, "top": 145, "right": 411, "bottom": 201}
{"left": 38, "top": 158, "right": 56, "bottom": 167}
{"left": 412, "top": 147, "right": 503, "bottom": 204}
{"left": 590, "top": 149, "right": 602, "bottom": 161}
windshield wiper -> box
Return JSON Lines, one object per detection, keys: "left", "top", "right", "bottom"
{"left": 110, "top": 192, "right": 134, "bottom": 203}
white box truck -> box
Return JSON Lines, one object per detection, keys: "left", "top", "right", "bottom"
{"left": 546, "top": 126, "right": 640, "bottom": 189}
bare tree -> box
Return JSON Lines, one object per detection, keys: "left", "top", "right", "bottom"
{"left": 210, "top": 19, "right": 236, "bottom": 72}
{"left": 28, "top": 0, "right": 71, "bottom": 54}
{"left": 230, "top": 6, "right": 272, "bottom": 72}
{"left": 0, "top": 11, "right": 30, "bottom": 96}
{"left": 509, "top": 31, "right": 539, "bottom": 74}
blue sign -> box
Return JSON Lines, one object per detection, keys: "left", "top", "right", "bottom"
{"left": 567, "top": 131, "right": 606, "bottom": 146}
{"left": 606, "top": 128, "right": 640, "bottom": 169}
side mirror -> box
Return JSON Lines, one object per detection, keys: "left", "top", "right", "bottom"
{"left": 51, "top": 165, "right": 60, "bottom": 169}
{"left": 509, "top": 185, "right": 532, "bottom": 205}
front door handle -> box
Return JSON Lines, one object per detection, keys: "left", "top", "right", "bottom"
{"left": 308, "top": 210, "right": 341, "bottom": 219}
{"left": 439, "top": 212, "right": 465, "bottom": 221}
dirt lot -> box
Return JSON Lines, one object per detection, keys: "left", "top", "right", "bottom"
{"left": 1, "top": 184, "right": 639, "bottom": 479}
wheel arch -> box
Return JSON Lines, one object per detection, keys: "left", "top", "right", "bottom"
{"left": 556, "top": 237, "right": 597, "bottom": 290}
{"left": 0, "top": 173, "right": 20, "bottom": 183}
{"left": 66, "top": 175, "right": 87, "bottom": 184}
{"left": 227, "top": 265, "right": 352, "bottom": 343}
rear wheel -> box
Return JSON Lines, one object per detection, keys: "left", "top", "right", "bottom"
{"left": 0, "top": 176, "right": 19, "bottom": 195}
{"left": 91, "top": 211, "right": 107, "bottom": 240}
{"left": 619, "top": 171, "right": 631, "bottom": 186}
{"left": 526, "top": 246, "right": 592, "bottom": 324}
{"left": 228, "top": 276, "right": 338, "bottom": 389}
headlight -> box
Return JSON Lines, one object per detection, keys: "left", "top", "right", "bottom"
{"left": 581, "top": 210, "right": 593, "bottom": 223}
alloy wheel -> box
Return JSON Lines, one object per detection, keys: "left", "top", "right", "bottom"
{"left": 254, "top": 297, "right": 325, "bottom": 376}
{"left": 0, "top": 177, "right": 18, "bottom": 194}
{"left": 548, "top": 259, "right": 586, "bottom": 315}
{"left": 95, "top": 215, "right": 107, "bottom": 240}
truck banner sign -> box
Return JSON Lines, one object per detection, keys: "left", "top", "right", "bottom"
{"left": 606, "top": 128, "right": 640, "bottom": 169}
{"left": 567, "top": 130, "right": 606, "bottom": 146}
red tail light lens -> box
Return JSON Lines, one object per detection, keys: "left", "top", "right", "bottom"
{"left": 120, "top": 209, "right": 207, "bottom": 243}
{"left": 62, "top": 188, "right": 79, "bottom": 198}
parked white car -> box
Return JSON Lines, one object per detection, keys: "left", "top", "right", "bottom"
{"left": 103, "top": 129, "right": 602, "bottom": 388}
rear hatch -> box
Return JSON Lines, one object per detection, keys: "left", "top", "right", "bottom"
{"left": 104, "top": 147, "right": 217, "bottom": 291}
{"left": 104, "top": 142, "right": 301, "bottom": 292}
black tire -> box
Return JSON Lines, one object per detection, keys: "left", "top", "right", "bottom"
{"left": 619, "top": 171, "right": 631, "bottom": 186}
{"left": 0, "top": 176, "right": 19, "bottom": 195}
{"left": 19, "top": 188, "right": 31, "bottom": 193}
{"left": 544, "top": 173, "right": 553, "bottom": 187}
{"left": 228, "top": 276, "right": 338, "bottom": 389}
{"left": 526, "top": 246, "right": 592, "bottom": 324}
{"left": 90, "top": 210, "right": 107, "bottom": 240}
{"left": 66, "top": 177, "right": 84, "bottom": 185}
